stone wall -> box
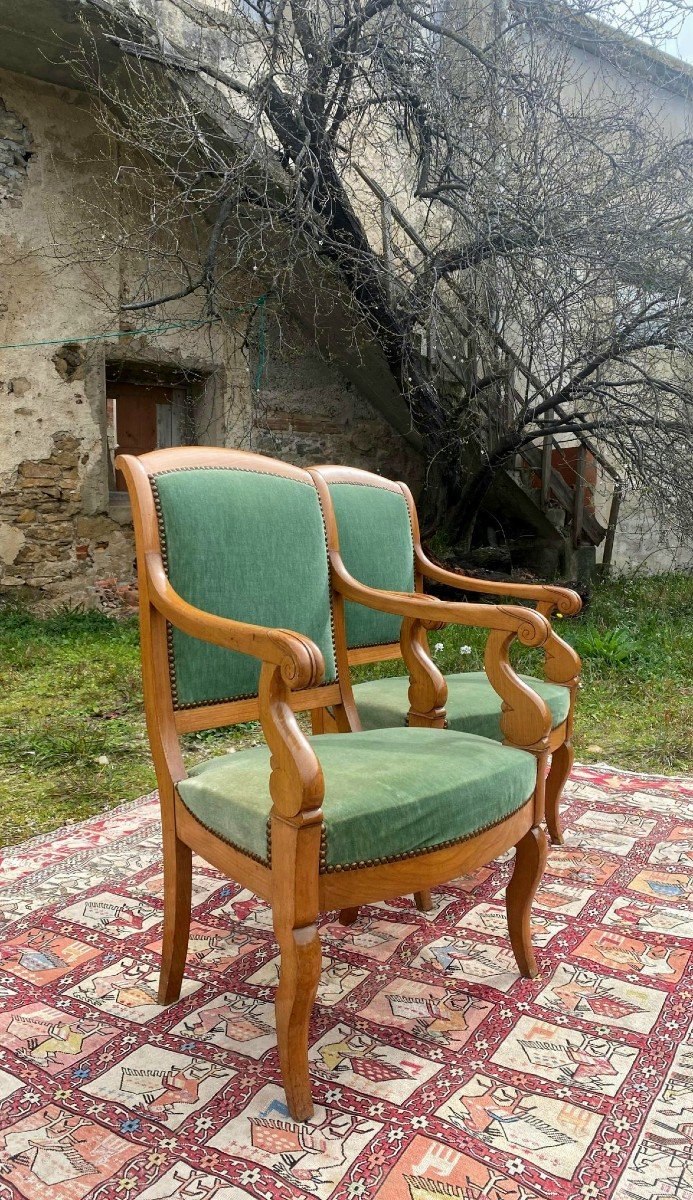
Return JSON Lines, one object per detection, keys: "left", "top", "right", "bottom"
{"left": 0, "top": 97, "right": 33, "bottom": 204}
{"left": 251, "top": 316, "right": 422, "bottom": 484}
{"left": 0, "top": 68, "right": 423, "bottom": 609}
{"left": 0, "top": 69, "right": 251, "bottom": 607}
{"left": 0, "top": 432, "right": 134, "bottom": 596}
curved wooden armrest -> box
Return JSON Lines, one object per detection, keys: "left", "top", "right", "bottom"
{"left": 333, "top": 553, "right": 552, "bottom": 749}
{"left": 413, "top": 552, "right": 581, "bottom": 689}
{"left": 331, "top": 552, "right": 550, "bottom": 647}
{"left": 145, "top": 552, "right": 325, "bottom": 691}
{"left": 417, "top": 550, "right": 582, "bottom": 617}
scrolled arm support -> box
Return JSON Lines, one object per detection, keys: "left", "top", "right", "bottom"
{"left": 485, "top": 630, "right": 552, "bottom": 751}
{"left": 332, "top": 554, "right": 552, "bottom": 743}
{"left": 495, "top": 604, "right": 549, "bottom": 648}
{"left": 544, "top": 630, "right": 581, "bottom": 689}
{"left": 400, "top": 617, "right": 447, "bottom": 726}
{"left": 260, "top": 663, "right": 325, "bottom": 823}
{"left": 413, "top": 551, "right": 582, "bottom": 696}
{"left": 145, "top": 552, "right": 325, "bottom": 692}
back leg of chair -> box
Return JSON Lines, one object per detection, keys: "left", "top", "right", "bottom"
{"left": 158, "top": 829, "right": 192, "bottom": 1005}
{"left": 311, "top": 708, "right": 339, "bottom": 734}
{"left": 545, "top": 740, "right": 573, "bottom": 845}
{"left": 414, "top": 890, "right": 433, "bottom": 912}
{"left": 506, "top": 825, "right": 548, "bottom": 978}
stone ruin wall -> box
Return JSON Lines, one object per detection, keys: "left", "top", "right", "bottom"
{"left": 250, "top": 315, "right": 422, "bottom": 482}
{"left": 0, "top": 69, "right": 422, "bottom": 610}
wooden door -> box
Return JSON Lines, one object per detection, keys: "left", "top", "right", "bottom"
{"left": 110, "top": 383, "right": 172, "bottom": 490}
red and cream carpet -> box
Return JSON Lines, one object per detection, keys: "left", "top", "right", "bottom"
{"left": 0, "top": 763, "right": 691, "bottom": 1200}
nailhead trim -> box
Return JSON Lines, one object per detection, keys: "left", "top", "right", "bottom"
{"left": 177, "top": 791, "right": 271, "bottom": 868}
{"left": 312, "top": 481, "right": 339, "bottom": 690}
{"left": 179, "top": 790, "right": 532, "bottom": 875}
{"left": 149, "top": 466, "right": 339, "bottom": 712}
{"left": 150, "top": 474, "right": 182, "bottom": 708}
{"left": 350, "top": 639, "right": 402, "bottom": 651}
{"left": 318, "top": 795, "right": 532, "bottom": 874}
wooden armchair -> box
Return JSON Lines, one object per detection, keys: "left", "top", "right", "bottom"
{"left": 310, "top": 465, "right": 582, "bottom": 845}
{"left": 118, "top": 446, "right": 553, "bottom": 1123}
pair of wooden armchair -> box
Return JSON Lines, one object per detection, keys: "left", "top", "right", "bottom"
{"left": 119, "top": 446, "right": 581, "bottom": 1122}
{"left": 310, "top": 465, "right": 581, "bottom": 848}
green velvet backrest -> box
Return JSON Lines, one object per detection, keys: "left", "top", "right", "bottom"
{"left": 151, "top": 467, "right": 337, "bottom": 708}
{"left": 327, "top": 481, "right": 415, "bottom": 648}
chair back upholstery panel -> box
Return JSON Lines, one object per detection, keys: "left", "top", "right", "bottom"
{"left": 151, "top": 466, "right": 336, "bottom": 707}
{"left": 327, "top": 481, "right": 415, "bottom": 648}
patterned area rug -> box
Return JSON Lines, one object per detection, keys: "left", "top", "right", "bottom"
{"left": 0, "top": 763, "right": 692, "bottom": 1200}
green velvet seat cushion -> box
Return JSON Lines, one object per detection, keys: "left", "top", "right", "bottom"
{"left": 177, "top": 726, "right": 536, "bottom": 869}
{"left": 353, "top": 672, "right": 570, "bottom": 739}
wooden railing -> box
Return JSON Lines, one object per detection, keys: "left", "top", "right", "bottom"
{"left": 350, "top": 161, "right": 621, "bottom": 564}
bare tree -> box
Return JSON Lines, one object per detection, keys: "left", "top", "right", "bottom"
{"left": 72, "top": 0, "right": 693, "bottom": 550}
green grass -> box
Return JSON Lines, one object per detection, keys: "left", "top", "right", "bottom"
{"left": 1, "top": 573, "right": 691, "bottom": 848}
{"left": 354, "top": 572, "right": 693, "bottom": 775}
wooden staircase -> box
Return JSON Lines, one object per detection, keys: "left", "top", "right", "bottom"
{"left": 349, "top": 163, "right": 621, "bottom": 568}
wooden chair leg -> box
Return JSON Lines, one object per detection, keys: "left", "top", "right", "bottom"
{"left": 414, "top": 890, "right": 433, "bottom": 912}
{"left": 545, "top": 740, "right": 573, "bottom": 845}
{"left": 339, "top": 907, "right": 359, "bottom": 925}
{"left": 311, "top": 707, "right": 339, "bottom": 734}
{"left": 158, "top": 833, "right": 192, "bottom": 1005}
{"left": 272, "top": 814, "right": 322, "bottom": 1122}
{"left": 275, "top": 921, "right": 322, "bottom": 1122}
{"left": 506, "top": 825, "right": 547, "bottom": 979}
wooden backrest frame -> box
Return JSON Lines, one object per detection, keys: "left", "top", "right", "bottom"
{"left": 310, "top": 463, "right": 581, "bottom": 707}
{"left": 117, "top": 447, "right": 361, "bottom": 794}
{"left": 309, "top": 464, "right": 426, "bottom": 666}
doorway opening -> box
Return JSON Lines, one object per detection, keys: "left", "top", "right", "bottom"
{"left": 105, "top": 361, "right": 206, "bottom": 493}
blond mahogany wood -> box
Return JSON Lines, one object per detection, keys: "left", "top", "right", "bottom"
{"left": 545, "top": 740, "right": 574, "bottom": 846}
{"left": 347, "top": 642, "right": 402, "bottom": 665}
{"left": 174, "top": 684, "right": 344, "bottom": 734}
{"left": 549, "top": 722, "right": 568, "bottom": 753}
{"left": 418, "top": 550, "right": 582, "bottom": 614}
{"left": 119, "top": 445, "right": 555, "bottom": 1123}
{"left": 310, "top": 463, "right": 581, "bottom": 844}
{"left": 332, "top": 570, "right": 551, "bottom": 646}
{"left": 506, "top": 825, "right": 548, "bottom": 977}
{"left": 271, "top": 813, "right": 322, "bottom": 1122}
{"left": 401, "top": 615, "right": 447, "bottom": 727}
{"left": 320, "top": 801, "right": 534, "bottom": 909}
{"left": 157, "top": 795, "right": 192, "bottom": 1005}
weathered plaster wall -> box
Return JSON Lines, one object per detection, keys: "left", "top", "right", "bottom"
{"left": 0, "top": 69, "right": 252, "bottom": 606}
{"left": 593, "top": 477, "right": 693, "bottom": 574}
{"left": 0, "top": 73, "right": 121, "bottom": 602}
{"left": 0, "top": 68, "right": 422, "bottom": 607}
{"left": 251, "top": 316, "right": 423, "bottom": 485}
